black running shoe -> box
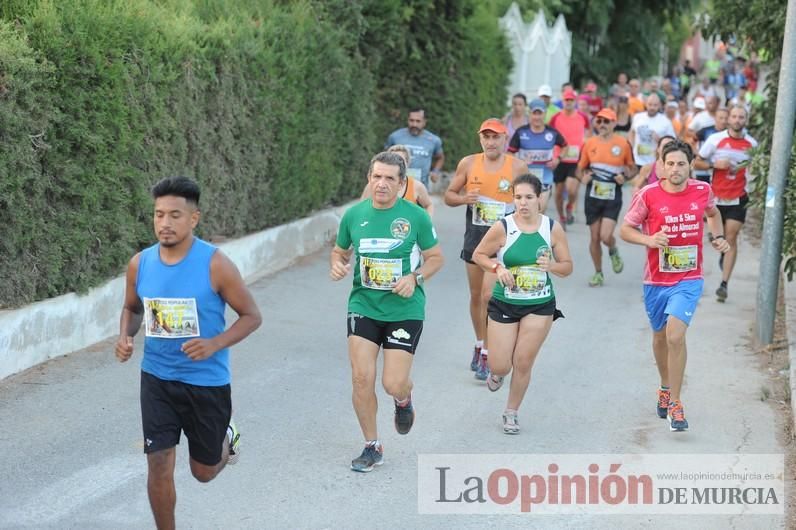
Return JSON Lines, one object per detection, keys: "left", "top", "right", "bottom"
{"left": 394, "top": 396, "right": 415, "bottom": 435}
{"left": 716, "top": 284, "right": 728, "bottom": 302}
{"left": 350, "top": 443, "right": 384, "bottom": 472}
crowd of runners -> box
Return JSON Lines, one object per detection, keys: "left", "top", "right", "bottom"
{"left": 113, "top": 53, "right": 762, "bottom": 528}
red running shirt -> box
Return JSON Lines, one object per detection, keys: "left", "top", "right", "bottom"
{"left": 624, "top": 179, "right": 716, "bottom": 286}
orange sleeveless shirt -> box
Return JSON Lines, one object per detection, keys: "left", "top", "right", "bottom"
{"left": 465, "top": 154, "right": 516, "bottom": 203}
{"left": 403, "top": 176, "right": 417, "bottom": 203}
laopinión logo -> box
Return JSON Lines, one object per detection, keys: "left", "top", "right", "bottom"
{"left": 417, "top": 454, "right": 783, "bottom": 515}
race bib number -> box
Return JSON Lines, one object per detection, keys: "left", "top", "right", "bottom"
{"left": 589, "top": 180, "right": 616, "bottom": 201}
{"left": 716, "top": 196, "right": 740, "bottom": 206}
{"left": 637, "top": 143, "right": 654, "bottom": 156}
{"left": 472, "top": 198, "right": 507, "bottom": 226}
{"left": 360, "top": 257, "right": 403, "bottom": 290}
{"left": 528, "top": 166, "right": 545, "bottom": 180}
{"left": 505, "top": 265, "right": 550, "bottom": 300}
{"left": 563, "top": 145, "right": 580, "bottom": 160}
{"left": 406, "top": 168, "right": 421, "bottom": 180}
{"left": 144, "top": 298, "right": 201, "bottom": 339}
{"left": 659, "top": 245, "right": 698, "bottom": 273}
{"left": 520, "top": 149, "right": 552, "bottom": 164}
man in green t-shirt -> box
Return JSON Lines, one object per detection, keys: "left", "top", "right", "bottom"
{"left": 330, "top": 151, "right": 444, "bottom": 473}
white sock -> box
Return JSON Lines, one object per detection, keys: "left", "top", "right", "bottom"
{"left": 366, "top": 440, "right": 381, "bottom": 448}
{"left": 475, "top": 340, "right": 484, "bottom": 349}
{"left": 481, "top": 349, "right": 488, "bottom": 357}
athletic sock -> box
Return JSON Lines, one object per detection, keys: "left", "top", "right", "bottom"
{"left": 609, "top": 247, "right": 618, "bottom": 256}
{"left": 481, "top": 349, "right": 488, "bottom": 357}
{"left": 475, "top": 340, "right": 484, "bottom": 349}
{"left": 365, "top": 440, "right": 381, "bottom": 448}
{"left": 395, "top": 395, "right": 411, "bottom": 407}
{"left": 720, "top": 280, "right": 728, "bottom": 288}
{"left": 660, "top": 385, "right": 670, "bottom": 391}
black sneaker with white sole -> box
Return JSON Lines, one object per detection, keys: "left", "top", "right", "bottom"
{"left": 350, "top": 443, "right": 384, "bottom": 472}
{"left": 394, "top": 396, "right": 415, "bottom": 435}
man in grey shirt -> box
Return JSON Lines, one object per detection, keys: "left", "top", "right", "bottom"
{"left": 385, "top": 108, "right": 444, "bottom": 186}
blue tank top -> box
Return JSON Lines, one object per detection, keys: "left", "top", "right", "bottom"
{"left": 136, "top": 237, "right": 230, "bottom": 386}
{"left": 509, "top": 125, "right": 566, "bottom": 186}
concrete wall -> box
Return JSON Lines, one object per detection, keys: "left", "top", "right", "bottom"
{"left": 0, "top": 203, "right": 352, "bottom": 381}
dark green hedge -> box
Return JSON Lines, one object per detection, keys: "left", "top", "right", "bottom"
{"left": 0, "top": 0, "right": 509, "bottom": 307}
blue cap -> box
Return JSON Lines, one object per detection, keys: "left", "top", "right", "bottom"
{"left": 529, "top": 98, "right": 546, "bottom": 112}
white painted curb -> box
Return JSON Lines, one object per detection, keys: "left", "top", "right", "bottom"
{"left": 0, "top": 202, "right": 354, "bottom": 381}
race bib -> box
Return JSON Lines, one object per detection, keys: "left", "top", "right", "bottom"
{"left": 659, "top": 245, "right": 698, "bottom": 273}
{"left": 520, "top": 149, "right": 552, "bottom": 164}
{"left": 360, "top": 257, "right": 403, "bottom": 290}
{"left": 528, "top": 166, "right": 545, "bottom": 180}
{"left": 716, "top": 197, "right": 740, "bottom": 206}
{"left": 472, "top": 197, "right": 507, "bottom": 226}
{"left": 563, "top": 145, "right": 580, "bottom": 160}
{"left": 144, "top": 298, "right": 201, "bottom": 339}
{"left": 505, "top": 265, "right": 550, "bottom": 300}
{"left": 637, "top": 144, "right": 653, "bottom": 156}
{"left": 406, "top": 168, "right": 421, "bottom": 180}
{"left": 589, "top": 180, "right": 616, "bottom": 201}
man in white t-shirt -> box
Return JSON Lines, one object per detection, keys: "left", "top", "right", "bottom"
{"left": 687, "top": 96, "right": 719, "bottom": 135}
{"left": 628, "top": 93, "right": 676, "bottom": 167}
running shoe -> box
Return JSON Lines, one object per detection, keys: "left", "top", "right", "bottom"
{"left": 470, "top": 345, "right": 482, "bottom": 371}
{"left": 566, "top": 205, "right": 575, "bottom": 225}
{"left": 656, "top": 388, "right": 671, "bottom": 419}
{"left": 588, "top": 271, "right": 604, "bottom": 287}
{"left": 350, "top": 443, "right": 384, "bottom": 472}
{"left": 487, "top": 374, "right": 504, "bottom": 392}
{"left": 716, "top": 284, "right": 728, "bottom": 302}
{"left": 502, "top": 411, "right": 520, "bottom": 434}
{"left": 394, "top": 396, "right": 415, "bottom": 435}
{"left": 227, "top": 419, "right": 241, "bottom": 465}
{"left": 474, "top": 354, "right": 489, "bottom": 381}
{"left": 609, "top": 248, "right": 624, "bottom": 273}
{"left": 668, "top": 400, "right": 689, "bottom": 432}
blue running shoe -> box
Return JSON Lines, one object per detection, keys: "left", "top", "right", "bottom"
{"left": 474, "top": 354, "right": 489, "bottom": 381}
{"left": 668, "top": 400, "right": 689, "bottom": 432}
{"left": 351, "top": 443, "right": 384, "bottom": 472}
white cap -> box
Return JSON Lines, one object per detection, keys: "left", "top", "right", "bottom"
{"left": 693, "top": 97, "right": 706, "bottom": 110}
{"left": 537, "top": 84, "right": 552, "bottom": 97}
{"left": 666, "top": 101, "right": 679, "bottom": 108}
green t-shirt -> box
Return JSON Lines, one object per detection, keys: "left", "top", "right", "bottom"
{"left": 336, "top": 198, "right": 438, "bottom": 321}
{"left": 492, "top": 214, "right": 555, "bottom": 306}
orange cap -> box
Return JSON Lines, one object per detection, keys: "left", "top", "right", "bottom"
{"left": 595, "top": 108, "right": 617, "bottom": 121}
{"left": 478, "top": 118, "right": 507, "bottom": 135}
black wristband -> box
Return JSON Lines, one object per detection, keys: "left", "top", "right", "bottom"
{"left": 709, "top": 234, "right": 725, "bottom": 242}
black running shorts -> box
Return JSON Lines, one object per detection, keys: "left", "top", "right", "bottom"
{"left": 716, "top": 194, "right": 749, "bottom": 223}
{"left": 584, "top": 189, "right": 623, "bottom": 225}
{"left": 553, "top": 162, "right": 578, "bottom": 184}
{"left": 487, "top": 297, "right": 563, "bottom": 324}
{"left": 347, "top": 313, "right": 423, "bottom": 354}
{"left": 140, "top": 371, "right": 231, "bottom": 466}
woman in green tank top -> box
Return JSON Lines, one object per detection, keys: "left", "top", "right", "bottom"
{"left": 472, "top": 174, "right": 573, "bottom": 434}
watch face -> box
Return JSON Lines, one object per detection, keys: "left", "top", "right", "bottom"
{"left": 415, "top": 273, "right": 424, "bottom": 286}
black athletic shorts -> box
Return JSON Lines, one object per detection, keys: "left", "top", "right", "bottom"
{"left": 347, "top": 313, "right": 423, "bottom": 354}
{"left": 553, "top": 162, "right": 578, "bottom": 184}
{"left": 716, "top": 194, "right": 749, "bottom": 223}
{"left": 140, "top": 371, "right": 231, "bottom": 466}
{"left": 584, "top": 186, "right": 623, "bottom": 225}
{"left": 694, "top": 172, "right": 711, "bottom": 184}
{"left": 487, "top": 297, "right": 563, "bottom": 324}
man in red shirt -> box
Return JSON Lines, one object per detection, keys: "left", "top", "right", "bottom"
{"left": 693, "top": 104, "right": 757, "bottom": 302}
{"left": 550, "top": 88, "right": 591, "bottom": 226}
{"left": 583, "top": 81, "right": 603, "bottom": 117}
{"left": 621, "top": 139, "right": 730, "bottom": 432}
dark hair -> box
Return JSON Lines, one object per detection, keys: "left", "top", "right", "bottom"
{"left": 661, "top": 139, "right": 694, "bottom": 164}
{"left": 657, "top": 134, "right": 676, "bottom": 147}
{"left": 368, "top": 151, "right": 407, "bottom": 181}
{"left": 151, "top": 176, "right": 200, "bottom": 206}
{"left": 408, "top": 107, "right": 426, "bottom": 118}
{"left": 512, "top": 93, "right": 527, "bottom": 104}
{"left": 512, "top": 173, "right": 543, "bottom": 196}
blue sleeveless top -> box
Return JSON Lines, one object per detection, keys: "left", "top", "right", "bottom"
{"left": 136, "top": 237, "right": 230, "bottom": 386}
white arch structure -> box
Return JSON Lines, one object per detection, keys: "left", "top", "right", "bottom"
{"left": 499, "top": 3, "right": 572, "bottom": 104}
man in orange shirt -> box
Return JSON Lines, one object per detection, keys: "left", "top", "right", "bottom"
{"left": 576, "top": 108, "right": 637, "bottom": 287}
{"left": 627, "top": 79, "right": 646, "bottom": 115}
{"left": 549, "top": 88, "right": 591, "bottom": 226}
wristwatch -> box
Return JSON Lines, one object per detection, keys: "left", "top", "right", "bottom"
{"left": 412, "top": 271, "right": 425, "bottom": 286}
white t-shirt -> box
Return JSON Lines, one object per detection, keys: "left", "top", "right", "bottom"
{"left": 630, "top": 112, "right": 676, "bottom": 165}
{"left": 687, "top": 111, "right": 715, "bottom": 133}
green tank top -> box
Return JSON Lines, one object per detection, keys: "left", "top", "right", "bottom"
{"left": 492, "top": 213, "right": 555, "bottom": 306}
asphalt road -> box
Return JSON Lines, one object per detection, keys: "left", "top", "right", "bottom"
{"left": 0, "top": 191, "right": 784, "bottom": 529}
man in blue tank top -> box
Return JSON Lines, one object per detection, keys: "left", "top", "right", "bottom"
{"left": 115, "top": 176, "right": 261, "bottom": 530}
